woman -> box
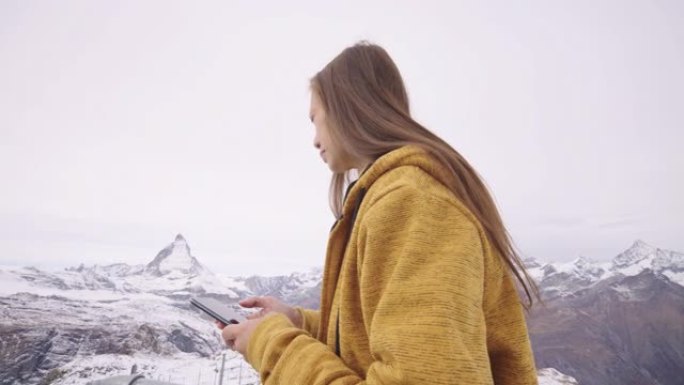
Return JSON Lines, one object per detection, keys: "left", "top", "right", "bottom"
{"left": 221, "top": 41, "right": 539, "bottom": 385}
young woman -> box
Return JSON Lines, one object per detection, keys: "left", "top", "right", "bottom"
{"left": 221, "top": 41, "right": 539, "bottom": 385}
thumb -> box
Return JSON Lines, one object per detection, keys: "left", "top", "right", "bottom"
{"left": 239, "top": 296, "right": 262, "bottom": 308}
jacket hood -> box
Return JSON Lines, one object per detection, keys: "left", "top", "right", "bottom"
{"left": 341, "top": 145, "right": 451, "bottom": 217}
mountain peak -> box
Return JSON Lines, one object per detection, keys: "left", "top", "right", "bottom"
{"left": 145, "top": 234, "right": 205, "bottom": 277}
{"left": 613, "top": 240, "right": 657, "bottom": 269}
{"left": 631, "top": 239, "right": 654, "bottom": 251}
{"left": 523, "top": 257, "right": 542, "bottom": 269}
{"left": 573, "top": 256, "right": 591, "bottom": 266}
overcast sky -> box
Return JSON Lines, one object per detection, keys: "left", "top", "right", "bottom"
{"left": 1, "top": 0, "right": 682, "bottom": 276}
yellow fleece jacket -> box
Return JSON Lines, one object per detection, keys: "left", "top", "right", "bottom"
{"left": 246, "top": 146, "right": 538, "bottom": 384}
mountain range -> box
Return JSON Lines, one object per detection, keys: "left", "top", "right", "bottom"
{"left": 1, "top": 235, "right": 682, "bottom": 385}
{"left": 525, "top": 240, "right": 684, "bottom": 385}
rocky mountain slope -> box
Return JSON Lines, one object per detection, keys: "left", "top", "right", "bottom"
{"left": 522, "top": 240, "right": 684, "bottom": 385}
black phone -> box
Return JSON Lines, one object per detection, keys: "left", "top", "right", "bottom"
{"left": 190, "top": 297, "right": 245, "bottom": 325}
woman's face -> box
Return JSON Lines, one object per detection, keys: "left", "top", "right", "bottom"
{"left": 309, "top": 92, "right": 354, "bottom": 173}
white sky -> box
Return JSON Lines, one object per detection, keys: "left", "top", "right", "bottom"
{"left": 1, "top": 0, "right": 682, "bottom": 276}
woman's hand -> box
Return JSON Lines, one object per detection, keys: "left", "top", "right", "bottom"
{"left": 221, "top": 317, "right": 266, "bottom": 356}
{"left": 214, "top": 296, "right": 302, "bottom": 354}
{"left": 239, "top": 296, "right": 302, "bottom": 328}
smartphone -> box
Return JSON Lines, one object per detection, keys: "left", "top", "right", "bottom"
{"left": 190, "top": 297, "right": 245, "bottom": 325}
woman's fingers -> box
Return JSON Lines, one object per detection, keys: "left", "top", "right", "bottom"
{"left": 239, "top": 296, "right": 263, "bottom": 308}
{"left": 221, "top": 323, "right": 239, "bottom": 348}
{"left": 237, "top": 296, "right": 284, "bottom": 320}
{"left": 220, "top": 317, "right": 263, "bottom": 355}
{"left": 215, "top": 320, "right": 227, "bottom": 329}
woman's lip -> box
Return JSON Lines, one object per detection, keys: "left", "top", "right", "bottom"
{"left": 320, "top": 150, "right": 326, "bottom": 161}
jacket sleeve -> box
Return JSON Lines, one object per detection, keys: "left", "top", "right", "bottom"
{"left": 246, "top": 314, "right": 363, "bottom": 384}
{"left": 296, "top": 307, "right": 321, "bottom": 337}
{"left": 245, "top": 185, "right": 495, "bottom": 384}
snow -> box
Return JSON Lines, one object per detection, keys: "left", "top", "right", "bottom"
{"left": 662, "top": 270, "right": 684, "bottom": 286}
{"left": 0, "top": 269, "right": 38, "bottom": 296}
{"left": 55, "top": 357, "right": 576, "bottom": 385}
{"left": 615, "top": 255, "right": 655, "bottom": 276}
{"left": 215, "top": 275, "right": 250, "bottom": 293}
{"left": 612, "top": 240, "right": 656, "bottom": 269}
{"left": 158, "top": 238, "right": 195, "bottom": 275}
{"left": 122, "top": 271, "right": 240, "bottom": 297}
{"left": 526, "top": 265, "right": 545, "bottom": 282}
{"left": 54, "top": 352, "right": 259, "bottom": 385}
{"left": 610, "top": 284, "right": 631, "bottom": 293}
{"left": 293, "top": 267, "right": 324, "bottom": 288}
{"left": 553, "top": 261, "right": 576, "bottom": 275}
{"left": 529, "top": 240, "right": 683, "bottom": 299}
{"left": 0, "top": 269, "right": 176, "bottom": 302}
{"left": 0, "top": 260, "right": 240, "bottom": 299}
{"left": 537, "top": 368, "right": 579, "bottom": 385}
{"left": 609, "top": 283, "right": 642, "bottom": 301}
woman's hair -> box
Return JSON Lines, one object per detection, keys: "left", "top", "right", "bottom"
{"left": 310, "top": 41, "right": 540, "bottom": 308}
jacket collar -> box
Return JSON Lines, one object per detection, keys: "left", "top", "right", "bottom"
{"left": 340, "top": 145, "right": 448, "bottom": 217}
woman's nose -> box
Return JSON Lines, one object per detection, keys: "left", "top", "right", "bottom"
{"left": 313, "top": 137, "right": 321, "bottom": 149}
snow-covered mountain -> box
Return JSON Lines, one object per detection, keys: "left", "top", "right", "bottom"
{"left": 525, "top": 240, "right": 684, "bottom": 299}
{"left": 1, "top": 236, "right": 681, "bottom": 385}
{"left": 0, "top": 234, "right": 321, "bottom": 304}
{"left": 144, "top": 234, "right": 205, "bottom": 277}
{"left": 527, "top": 241, "right": 684, "bottom": 385}
{"left": 0, "top": 234, "right": 315, "bottom": 385}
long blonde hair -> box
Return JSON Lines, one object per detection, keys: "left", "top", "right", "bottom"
{"left": 311, "top": 41, "right": 539, "bottom": 308}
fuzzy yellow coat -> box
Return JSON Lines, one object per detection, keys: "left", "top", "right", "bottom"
{"left": 246, "top": 146, "right": 538, "bottom": 384}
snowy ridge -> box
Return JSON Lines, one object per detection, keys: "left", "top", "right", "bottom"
{"left": 0, "top": 234, "right": 240, "bottom": 298}
{"left": 525, "top": 240, "right": 684, "bottom": 298}
{"left": 0, "top": 234, "right": 325, "bottom": 305}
